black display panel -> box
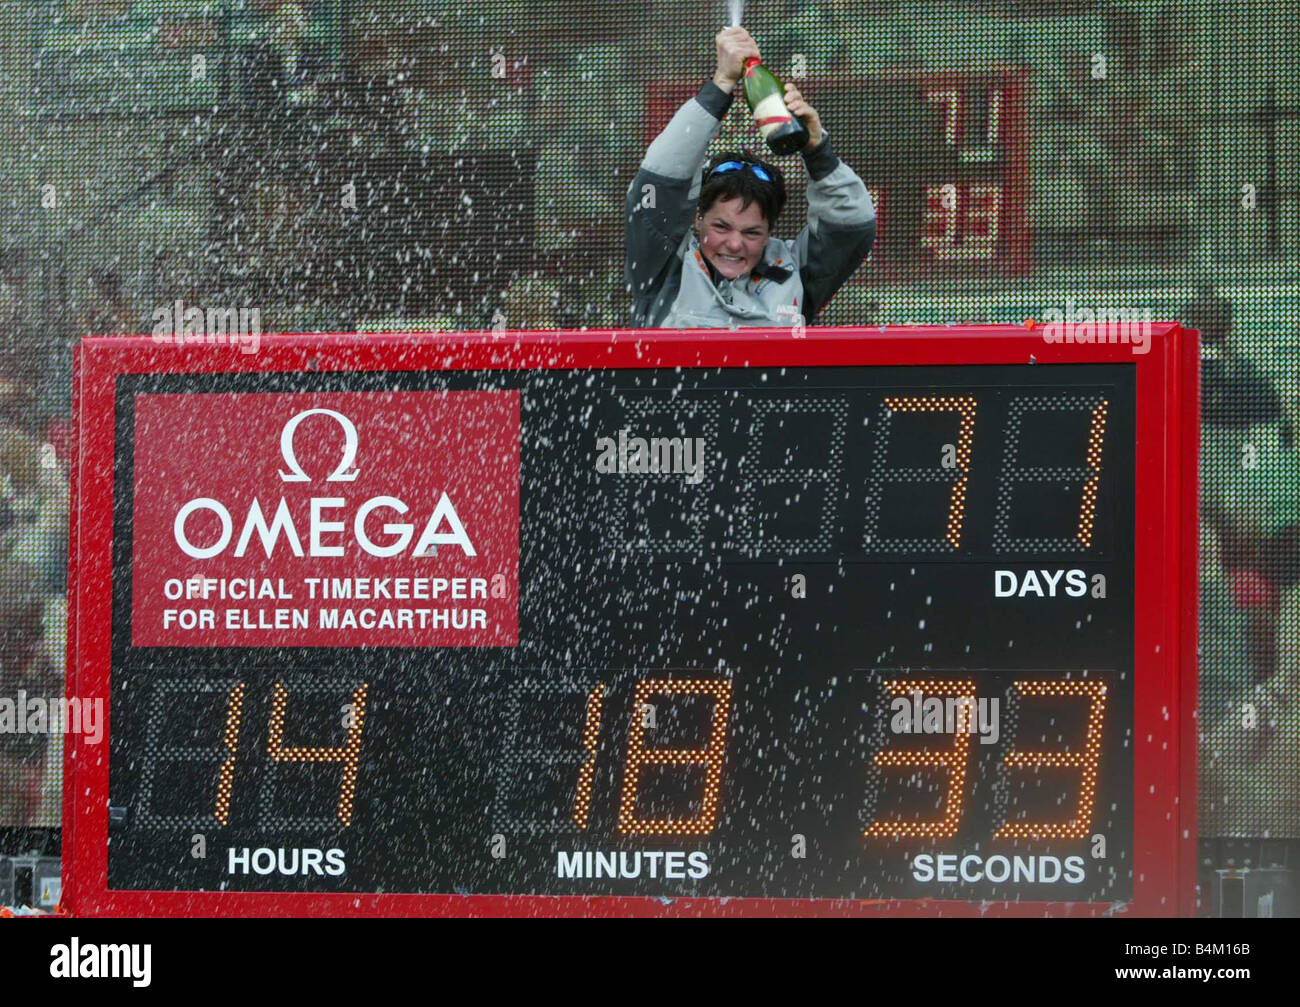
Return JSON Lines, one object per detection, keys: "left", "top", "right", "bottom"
{"left": 108, "top": 364, "right": 1135, "bottom": 902}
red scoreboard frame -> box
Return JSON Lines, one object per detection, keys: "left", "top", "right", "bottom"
{"left": 64, "top": 324, "right": 1198, "bottom": 917}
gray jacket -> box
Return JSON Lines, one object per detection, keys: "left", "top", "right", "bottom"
{"left": 625, "top": 79, "right": 875, "bottom": 328}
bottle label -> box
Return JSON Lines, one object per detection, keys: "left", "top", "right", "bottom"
{"left": 751, "top": 93, "right": 794, "bottom": 139}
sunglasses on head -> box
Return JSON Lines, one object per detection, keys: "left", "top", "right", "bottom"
{"left": 707, "top": 160, "right": 773, "bottom": 183}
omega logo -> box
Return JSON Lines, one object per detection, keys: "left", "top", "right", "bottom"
{"left": 278, "top": 408, "right": 360, "bottom": 483}
{"left": 170, "top": 408, "right": 476, "bottom": 560}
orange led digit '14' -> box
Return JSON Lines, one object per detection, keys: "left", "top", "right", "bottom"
{"left": 212, "top": 681, "right": 369, "bottom": 827}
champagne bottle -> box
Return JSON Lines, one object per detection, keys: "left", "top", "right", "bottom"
{"left": 741, "top": 56, "right": 810, "bottom": 155}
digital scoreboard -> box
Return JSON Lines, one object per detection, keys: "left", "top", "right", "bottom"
{"left": 65, "top": 327, "right": 1198, "bottom": 916}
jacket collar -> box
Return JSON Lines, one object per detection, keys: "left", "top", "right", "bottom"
{"left": 752, "top": 259, "right": 794, "bottom": 283}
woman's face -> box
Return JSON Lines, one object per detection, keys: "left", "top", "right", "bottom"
{"left": 697, "top": 196, "right": 770, "bottom": 280}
